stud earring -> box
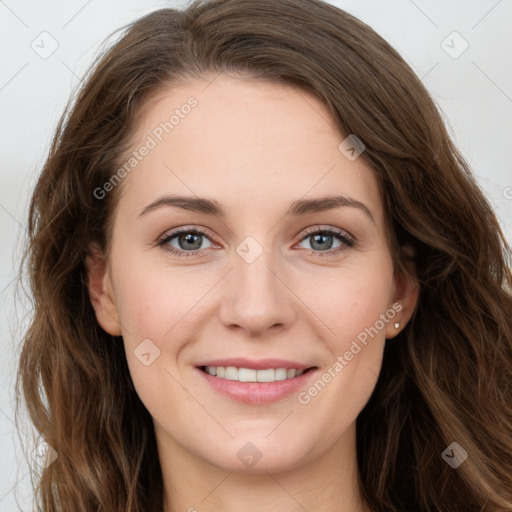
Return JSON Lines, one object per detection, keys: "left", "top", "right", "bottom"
{"left": 394, "top": 322, "right": 401, "bottom": 329}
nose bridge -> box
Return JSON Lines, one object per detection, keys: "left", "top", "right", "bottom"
{"left": 219, "top": 235, "right": 295, "bottom": 335}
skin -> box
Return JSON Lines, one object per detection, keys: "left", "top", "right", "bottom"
{"left": 86, "top": 74, "right": 419, "bottom": 512}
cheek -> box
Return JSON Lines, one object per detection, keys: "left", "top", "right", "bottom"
{"left": 114, "top": 261, "right": 199, "bottom": 423}
{"left": 303, "top": 259, "right": 395, "bottom": 346}
{"left": 295, "top": 258, "right": 394, "bottom": 411}
{"left": 113, "top": 255, "right": 211, "bottom": 344}
{"left": 112, "top": 256, "right": 217, "bottom": 396}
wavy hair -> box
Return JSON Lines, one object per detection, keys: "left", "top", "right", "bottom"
{"left": 16, "top": 0, "right": 512, "bottom": 510}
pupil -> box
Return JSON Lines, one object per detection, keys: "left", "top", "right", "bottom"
{"left": 180, "top": 233, "right": 201, "bottom": 250}
{"left": 312, "top": 233, "right": 332, "bottom": 250}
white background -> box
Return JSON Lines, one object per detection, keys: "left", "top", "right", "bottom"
{"left": 1, "top": 0, "right": 511, "bottom": 509}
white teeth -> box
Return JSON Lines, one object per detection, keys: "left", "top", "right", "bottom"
{"left": 224, "top": 366, "right": 238, "bottom": 380}
{"left": 274, "top": 368, "right": 287, "bottom": 381}
{"left": 257, "top": 369, "right": 275, "bottom": 382}
{"left": 238, "top": 368, "right": 257, "bottom": 382}
{"left": 203, "top": 366, "right": 308, "bottom": 382}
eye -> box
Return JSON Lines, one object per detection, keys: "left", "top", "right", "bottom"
{"left": 157, "top": 227, "right": 216, "bottom": 257}
{"left": 156, "top": 225, "right": 355, "bottom": 259}
{"left": 295, "top": 225, "right": 355, "bottom": 257}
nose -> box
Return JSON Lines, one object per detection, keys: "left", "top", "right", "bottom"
{"left": 219, "top": 246, "right": 297, "bottom": 337}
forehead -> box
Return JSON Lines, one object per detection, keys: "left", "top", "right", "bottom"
{"left": 114, "top": 74, "right": 383, "bottom": 225}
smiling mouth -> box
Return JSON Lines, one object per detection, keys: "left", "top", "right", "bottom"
{"left": 199, "top": 365, "right": 317, "bottom": 383}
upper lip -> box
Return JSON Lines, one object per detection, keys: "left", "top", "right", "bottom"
{"left": 195, "top": 358, "right": 315, "bottom": 371}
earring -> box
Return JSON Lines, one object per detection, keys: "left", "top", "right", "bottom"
{"left": 394, "top": 322, "right": 401, "bottom": 329}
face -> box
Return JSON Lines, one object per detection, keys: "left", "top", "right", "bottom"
{"left": 87, "top": 74, "right": 418, "bottom": 474}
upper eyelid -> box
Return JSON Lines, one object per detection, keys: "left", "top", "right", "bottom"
{"left": 160, "top": 226, "right": 215, "bottom": 243}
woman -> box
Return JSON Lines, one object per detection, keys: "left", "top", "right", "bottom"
{"left": 16, "top": 0, "right": 512, "bottom": 510}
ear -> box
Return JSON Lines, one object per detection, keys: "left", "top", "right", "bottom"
{"left": 84, "top": 243, "right": 123, "bottom": 336}
{"left": 385, "top": 244, "right": 420, "bottom": 340}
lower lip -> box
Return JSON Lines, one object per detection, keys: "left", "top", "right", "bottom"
{"left": 195, "top": 367, "right": 318, "bottom": 405}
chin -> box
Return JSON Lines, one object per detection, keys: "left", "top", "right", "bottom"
{"left": 198, "top": 438, "right": 311, "bottom": 474}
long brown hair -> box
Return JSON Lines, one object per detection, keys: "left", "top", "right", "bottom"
{"left": 16, "top": 0, "right": 512, "bottom": 510}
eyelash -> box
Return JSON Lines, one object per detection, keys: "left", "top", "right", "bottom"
{"left": 156, "top": 225, "right": 355, "bottom": 259}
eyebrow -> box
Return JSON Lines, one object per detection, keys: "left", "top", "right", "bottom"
{"left": 137, "top": 194, "right": 375, "bottom": 224}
